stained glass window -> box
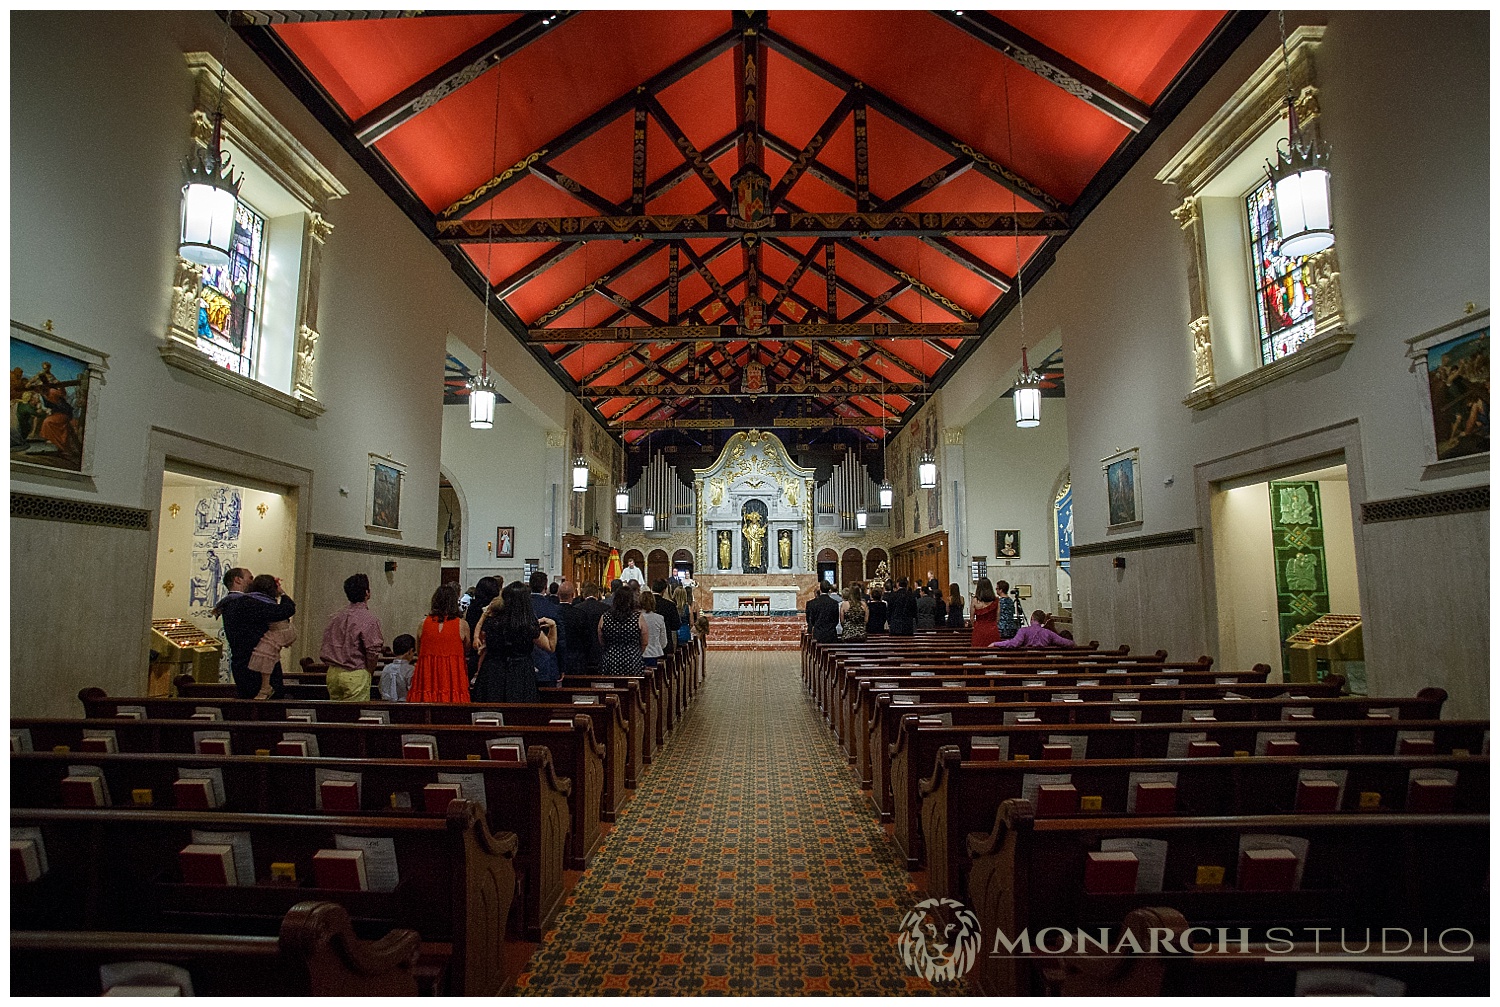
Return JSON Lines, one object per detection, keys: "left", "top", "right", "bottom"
{"left": 195, "top": 201, "right": 265, "bottom": 377}
{"left": 1247, "top": 178, "right": 1317, "bottom": 364}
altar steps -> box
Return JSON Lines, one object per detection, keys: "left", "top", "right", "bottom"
{"left": 705, "top": 616, "right": 804, "bottom": 651}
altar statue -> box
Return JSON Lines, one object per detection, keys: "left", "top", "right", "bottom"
{"left": 778, "top": 529, "right": 792, "bottom": 569}
{"left": 743, "top": 511, "right": 767, "bottom": 569}
{"left": 717, "top": 530, "right": 733, "bottom": 570}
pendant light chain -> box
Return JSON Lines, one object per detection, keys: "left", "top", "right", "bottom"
{"left": 467, "top": 66, "right": 505, "bottom": 428}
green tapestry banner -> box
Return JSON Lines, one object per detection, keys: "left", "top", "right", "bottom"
{"left": 1269, "top": 480, "right": 1331, "bottom": 666}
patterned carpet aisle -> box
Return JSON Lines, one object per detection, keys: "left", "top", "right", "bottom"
{"left": 517, "top": 650, "right": 936, "bottom": 995}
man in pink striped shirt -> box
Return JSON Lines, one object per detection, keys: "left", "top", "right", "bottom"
{"left": 320, "top": 573, "right": 385, "bottom": 700}
{"left": 990, "top": 610, "right": 1074, "bottom": 649}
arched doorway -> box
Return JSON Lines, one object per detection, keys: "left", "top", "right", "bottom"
{"left": 816, "top": 547, "right": 838, "bottom": 587}
{"left": 672, "top": 548, "right": 694, "bottom": 578}
{"left": 841, "top": 548, "right": 863, "bottom": 587}
{"left": 646, "top": 548, "right": 670, "bottom": 586}
{"left": 865, "top": 547, "right": 888, "bottom": 580}
{"left": 438, "top": 473, "right": 463, "bottom": 586}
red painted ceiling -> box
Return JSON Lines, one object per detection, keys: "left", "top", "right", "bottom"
{"left": 268, "top": 10, "right": 1225, "bottom": 440}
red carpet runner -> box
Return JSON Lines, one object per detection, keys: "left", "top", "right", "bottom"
{"left": 517, "top": 649, "right": 937, "bottom": 994}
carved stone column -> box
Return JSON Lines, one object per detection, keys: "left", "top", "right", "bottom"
{"left": 1171, "top": 196, "right": 1216, "bottom": 392}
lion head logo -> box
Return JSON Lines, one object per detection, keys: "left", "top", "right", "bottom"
{"left": 897, "top": 897, "right": 981, "bottom": 983}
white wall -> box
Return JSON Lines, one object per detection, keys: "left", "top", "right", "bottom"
{"left": 8, "top": 11, "right": 564, "bottom": 711}
{"left": 961, "top": 397, "right": 1071, "bottom": 617}
{"left": 942, "top": 12, "right": 1487, "bottom": 705}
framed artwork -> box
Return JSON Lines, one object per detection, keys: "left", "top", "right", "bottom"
{"left": 366, "top": 454, "right": 404, "bottom": 532}
{"left": 995, "top": 530, "right": 1020, "bottom": 559}
{"left": 1101, "top": 447, "right": 1142, "bottom": 529}
{"left": 1407, "top": 310, "right": 1489, "bottom": 469}
{"left": 11, "top": 320, "right": 109, "bottom": 477}
{"left": 496, "top": 526, "right": 515, "bottom": 559}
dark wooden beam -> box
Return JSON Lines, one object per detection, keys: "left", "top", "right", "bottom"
{"left": 852, "top": 100, "right": 872, "bottom": 212}
{"left": 680, "top": 242, "right": 741, "bottom": 320}
{"left": 528, "top": 321, "right": 978, "bottom": 343}
{"left": 733, "top": 11, "right": 768, "bottom": 169}
{"left": 595, "top": 235, "right": 737, "bottom": 327}
{"left": 834, "top": 237, "right": 975, "bottom": 325}
{"left": 582, "top": 382, "right": 929, "bottom": 399}
{"left": 874, "top": 159, "right": 973, "bottom": 212}
{"left": 527, "top": 162, "right": 624, "bottom": 215}
{"left": 643, "top": 95, "right": 735, "bottom": 212}
{"left": 644, "top": 130, "right": 739, "bottom": 202}
{"left": 762, "top": 29, "right": 1068, "bottom": 212}
{"left": 352, "top": 12, "right": 577, "bottom": 145}
{"left": 922, "top": 235, "right": 1013, "bottom": 291}
{"left": 616, "top": 416, "right": 850, "bottom": 430}
{"left": 442, "top": 29, "right": 737, "bottom": 219}
{"left": 493, "top": 241, "right": 582, "bottom": 298}
{"left": 762, "top": 130, "right": 859, "bottom": 201}
{"left": 765, "top": 239, "right": 826, "bottom": 319}
{"left": 232, "top": 10, "right": 429, "bottom": 26}
{"left": 768, "top": 93, "right": 857, "bottom": 207}
{"left": 595, "top": 284, "right": 664, "bottom": 327}
{"left": 530, "top": 241, "right": 666, "bottom": 328}
{"left": 630, "top": 103, "right": 648, "bottom": 214}
{"left": 824, "top": 243, "right": 837, "bottom": 319}
{"left": 933, "top": 11, "right": 1151, "bottom": 132}
{"left": 667, "top": 244, "right": 680, "bottom": 323}
{"left": 843, "top": 281, "right": 909, "bottom": 324}
{"left": 437, "top": 209, "right": 1068, "bottom": 244}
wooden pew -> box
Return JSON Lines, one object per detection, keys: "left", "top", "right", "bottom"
{"left": 12, "top": 901, "right": 422, "bottom": 996}
{"left": 887, "top": 715, "right": 1486, "bottom": 867}
{"left": 919, "top": 746, "right": 1489, "bottom": 899}
{"left": 82, "top": 686, "right": 633, "bottom": 824}
{"left": 962, "top": 799, "right": 1489, "bottom": 996}
{"left": 863, "top": 679, "right": 1352, "bottom": 821}
{"left": 14, "top": 716, "right": 605, "bottom": 870}
{"left": 11, "top": 748, "right": 570, "bottom": 941}
{"left": 11, "top": 801, "right": 517, "bottom": 997}
{"left": 853, "top": 673, "right": 1333, "bottom": 785}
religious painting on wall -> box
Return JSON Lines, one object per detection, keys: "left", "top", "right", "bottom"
{"left": 716, "top": 529, "right": 733, "bottom": 570}
{"left": 1101, "top": 447, "right": 1141, "bottom": 529}
{"left": 1407, "top": 311, "right": 1489, "bottom": 467}
{"left": 1054, "top": 479, "right": 1073, "bottom": 573}
{"left": 995, "top": 530, "right": 1020, "bottom": 559}
{"left": 495, "top": 526, "right": 515, "bottom": 559}
{"left": 367, "top": 454, "right": 404, "bottom": 532}
{"left": 11, "top": 322, "right": 106, "bottom": 475}
{"left": 777, "top": 528, "right": 793, "bottom": 569}
{"left": 188, "top": 485, "right": 241, "bottom": 616}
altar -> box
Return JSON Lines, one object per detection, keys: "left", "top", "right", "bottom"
{"left": 694, "top": 430, "right": 816, "bottom": 577}
{"left": 710, "top": 585, "right": 802, "bottom": 617}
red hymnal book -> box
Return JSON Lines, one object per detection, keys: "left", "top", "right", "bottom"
{"left": 1407, "top": 778, "right": 1456, "bottom": 813}
{"left": 1035, "top": 784, "right": 1079, "bottom": 816}
{"left": 313, "top": 849, "right": 368, "bottom": 891}
{"left": 1133, "top": 781, "right": 1177, "bottom": 815}
{"left": 403, "top": 742, "right": 436, "bottom": 761}
{"left": 12, "top": 840, "right": 42, "bottom": 883}
{"left": 275, "top": 740, "right": 309, "bottom": 757}
{"left": 173, "top": 778, "right": 214, "bottom": 810}
{"left": 1187, "top": 741, "right": 1222, "bottom": 758}
{"left": 1295, "top": 779, "right": 1341, "bottom": 812}
{"left": 423, "top": 783, "right": 464, "bottom": 813}
{"left": 1085, "top": 851, "right": 1140, "bottom": 894}
{"left": 197, "top": 738, "right": 230, "bottom": 756}
{"left": 487, "top": 744, "right": 522, "bottom": 763}
{"left": 320, "top": 780, "right": 360, "bottom": 812}
{"left": 179, "top": 844, "right": 237, "bottom": 886}
{"left": 1238, "top": 848, "right": 1298, "bottom": 891}
{"left": 78, "top": 737, "right": 114, "bottom": 754}
{"left": 1040, "top": 744, "right": 1074, "bottom": 761}
{"left": 1266, "top": 740, "right": 1302, "bottom": 757}
{"left": 61, "top": 775, "right": 105, "bottom": 807}
{"left": 1398, "top": 738, "right": 1437, "bottom": 756}
{"left": 970, "top": 744, "right": 1001, "bottom": 762}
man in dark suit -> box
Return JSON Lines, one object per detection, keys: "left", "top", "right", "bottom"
{"left": 886, "top": 577, "right": 917, "bottom": 636}
{"left": 576, "top": 583, "right": 610, "bottom": 674}
{"left": 805, "top": 581, "right": 841, "bottom": 644}
{"left": 651, "top": 578, "right": 681, "bottom": 653}
{"left": 216, "top": 566, "right": 297, "bottom": 699}
{"left": 555, "top": 581, "right": 598, "bottom": 677}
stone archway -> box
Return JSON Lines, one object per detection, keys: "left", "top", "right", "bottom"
{"left": 671, "top": 548, "right": 694, "bottom": 576}
{"left": 865, "top": 547, "right": 889, "bottom": 580}
{"left": 647, "top": 549, "right": 670, "bottom": 586}
{"left": 841, "top": 548, "right": 863, "bottom": 588}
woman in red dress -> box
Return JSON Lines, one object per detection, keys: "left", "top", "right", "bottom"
{"left": 970, "top": 577, "right": 1000, "bottom": 648}
{"left": 408, "top": 583, "right": 471, "bottom": 703}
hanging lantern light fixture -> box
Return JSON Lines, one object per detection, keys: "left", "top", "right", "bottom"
{"left": 1013, "top": 347, "right": 1042, "bottom": 428}
{"left": 572, "top": 454, "right": 589, "bottom": 493}
{"left": 467, "top": 54, "right": 506, "bottom": 431}
{"left": 642, "top": 510, "right": 656, "bottom": 532}
{"left": 918, "top": 450, "right": 938, "bottom": 490}
{"left": 1266, "top": 12, "right": 1334, "bottom": 258}
{"left": 179, "top": 41, "right": 241, "bottom": 268}
{"left": 878, "top": 359, "right": 893, "bottom": 509}
{"left": 614, "top": 484, "right": 630, "bottom": 514}
{"left": 855, "top": 507, "right": 868, "bottom": 530}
